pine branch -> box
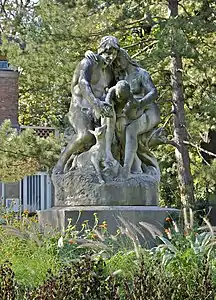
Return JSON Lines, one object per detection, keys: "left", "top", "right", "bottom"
{"left": 0, "top": 147, "right": 37, "bottom": 159}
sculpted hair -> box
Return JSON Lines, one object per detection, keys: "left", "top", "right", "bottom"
{"left": 98, "top": 36, "right": 120, "bottom": 54}
{"left": 118, "top": 48, "right": 139, "bottom": 67}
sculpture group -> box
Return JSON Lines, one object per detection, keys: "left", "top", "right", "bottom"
{"left": 53, "top": 36, "right": 166, "bottom": 189}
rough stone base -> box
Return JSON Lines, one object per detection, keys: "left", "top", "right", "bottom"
{"left": 38, "top": 206, "right": 178, "bottom": 246}
{"left": 52, "top": 170, "right": 159, "bottom": 206}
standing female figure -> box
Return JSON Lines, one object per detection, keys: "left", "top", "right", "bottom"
{"left": 116, "top": 49, "right": 160, "bottom": 177}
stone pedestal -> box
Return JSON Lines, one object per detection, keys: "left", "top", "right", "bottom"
{"left": 39, "top": 167, "right": 178, "bottom": 246}
{"left": 52, "top": 168, "right": 160, "bottom": 206}
{"left": 38, "top": 206, "right": 178, "bottom": 246}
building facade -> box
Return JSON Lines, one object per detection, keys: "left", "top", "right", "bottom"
{"left": 0, "top": 57, "right": 53, "bottom": 212}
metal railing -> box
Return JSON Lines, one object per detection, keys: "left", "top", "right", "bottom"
{"left": 1, "top": 172, "right": 53, "bottom": 212}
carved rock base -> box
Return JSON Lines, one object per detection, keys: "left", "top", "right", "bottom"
{"left": 52, "top": 168, "right": 160, "bottom": 206}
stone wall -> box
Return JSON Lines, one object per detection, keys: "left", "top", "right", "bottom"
{"left": 0, "top": 70, "right": 19, "bottom": 126}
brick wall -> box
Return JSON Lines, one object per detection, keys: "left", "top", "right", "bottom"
{"left": 0, "top": 70, "right": 19, "bottom": 126}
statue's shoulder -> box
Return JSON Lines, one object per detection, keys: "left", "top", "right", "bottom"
{"left": 138, "top": 67, "right": 152, "bottom": 82}
{"left": 79, "top": 57, "right": 95, "bottom": 68}
{"left": 79, "top": 54, "right": 102, "bottom": 72}
{"left": 138, "top": 67, "right": 149, "bottom": 76}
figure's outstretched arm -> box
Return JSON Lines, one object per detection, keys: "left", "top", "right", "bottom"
{"left": 138, "top": 70, "right": 158, "bottom": 108}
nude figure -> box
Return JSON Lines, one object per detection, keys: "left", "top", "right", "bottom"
{"left": 120, "top": 49, "right": 160, "bottom": 177}
{"left": 103, "top": 80, "right": 138, "bottom": 166}
{"left": 85, "top": 37, "right": 160, "bottom": 177}
{"left": 54, "top": 54, "right": 115, "bottom": 173}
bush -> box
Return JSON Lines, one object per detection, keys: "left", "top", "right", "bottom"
{"left": 0, "top": 210, "right": 61, "bottom": 287}
{"left": 1, "top": 208, "right": 216, "bottom": 299}
{"left": 0, "top": 257, "right": 120, "bottom": 300}
{"left": 0, "top": 254, "right": 215, "bottom": 300}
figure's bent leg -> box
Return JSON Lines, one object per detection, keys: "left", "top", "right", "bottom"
{"left": 123, "top": 125, "right": 138, "bottom": 177}
{"left": 54, "top": 131, "right": 95, "bottom": 173}
{"left": 54, "top": 106, "right": 95, "bottom": 174}
{"left": 123, "top": 114, "right": 148, "bottom": 177}
{"left": 102, "top": 116, "right": 115, "bottom": 161}
{"left": 102, "top": 108, "right": 119, "bottom": 168}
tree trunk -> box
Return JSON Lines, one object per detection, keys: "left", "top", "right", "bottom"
{"left": 168, "top": 0, "right": 195, "bottom": 207}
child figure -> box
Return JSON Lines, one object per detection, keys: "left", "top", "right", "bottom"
{"left": 105, "top": 80, "right": 140, "bottom": 120}
{"left": 102, "top": 80, "right": 141, "bottom": 169}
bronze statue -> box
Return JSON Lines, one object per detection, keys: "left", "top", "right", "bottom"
{"left": 85, "top": 36, "right": 161, "bottom": 177}
{"left": 54, "top": 36, "right": 164, "bottom": 181}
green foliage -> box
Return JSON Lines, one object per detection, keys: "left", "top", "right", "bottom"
{"left": 27, "top": 256, "right": 120, "bottom": 300}
{"left": 0, "top": 120, "right": 62, "bottom": 182}
{"left": 106, "top": 250, "right": 137, "bottom": 279}
{"left": 0, "top": 252, "right": 215, "bottom": 299}
{"left": 1, "top": 208, "right": 216, "bottom": 298}
{"left": 1, "top": 0, "right": 216, "bottom": 204}
{"left": 0, "top": 211, "right": 61, "bottom": 287}
{"left": 0, "top": 257, "right": 121, "bottom": 300}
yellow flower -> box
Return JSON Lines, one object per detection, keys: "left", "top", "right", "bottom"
{"left": 91, "top": 233, "right": 98, "bottom": 239}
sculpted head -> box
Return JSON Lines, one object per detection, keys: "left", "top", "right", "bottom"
{"left": 114, "top": 80, "right": 133, "bottom": 108}
{"left": 115, "top": 80, "right": 131, "bottom": 99}
{"left": 98, "top": 36, "right": 120, "bottom": 65}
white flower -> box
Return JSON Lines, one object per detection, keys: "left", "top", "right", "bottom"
{"left": 57, "top": 236, "right": 64, "bottom": 248}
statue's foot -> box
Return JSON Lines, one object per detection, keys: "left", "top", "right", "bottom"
{"left": 120, "top": 165, "right": 130, "bottom": 179}
{"left": 131, "top": 170, "right": 143, "bottom": 175}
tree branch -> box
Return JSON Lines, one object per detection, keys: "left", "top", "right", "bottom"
{"left": 165, "top": 139, "right": 180, "bottom": 150}
{"left": 183, "top": 140, "right": 216, "bottom": 160}
{"left": 178, "top": 2, "right": 192, "bottom": 17}
{"left": 123, "top": 38, "right": 156, "bottom": 49}
{"left": 0, "top": 148, "right": 38, "bottom": 159}
{"left": 131, "top": 41, "right": 157, "bottom": 58}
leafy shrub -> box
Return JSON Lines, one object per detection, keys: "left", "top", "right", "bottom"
{"left": 1, "top": 207, "right": 216, "bottom": 299}
{"left": 106, "top": 250, "right": 138, "bottom": 280}
{"left": 0, "top": 209, "right": 61, "bottom": 287}
{"left": 1, "top": 254, "right": 215, "bottom": 300}
{"left": 0, "top": 257, "right": 120, "bottom": 300}
{"left": 0, "top": 262, "right": 18, "bottom": 300}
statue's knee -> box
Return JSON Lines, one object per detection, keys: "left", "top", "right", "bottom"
{"left": 126, "top": 126, "right": 136, "bottom": 140}
{"left": 126, "top": 124, "right": 135, "bottom": 134}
